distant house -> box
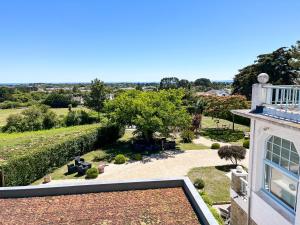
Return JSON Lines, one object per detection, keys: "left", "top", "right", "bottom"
{"left": 106, "top": 93, "right": 114, "bottom": 100}
{"left": 196, "top": 89, "right": 230, "bottom": 97}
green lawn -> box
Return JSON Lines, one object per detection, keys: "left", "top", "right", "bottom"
{"left": 178, "top": 143, "right": 209, "bottom": 150}
{"left": 201, "top": 116, "right": 249, "bottom": 144}
{"left": 0, "top": 107, "right": 88, "bottom": 126}
{"left": 202, "top": 116, "right": 249, "bottom": 131}
{"left": 188, "top": 165, "right": 234, "bottom": 204}
{"left": 32, "top": 149, "right": 108, "bottom": 184}
{"left": 0, "top": 124, "right": 100, "bottom": 160}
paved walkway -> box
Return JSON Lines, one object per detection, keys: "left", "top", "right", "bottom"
{"left": 50, "top": 149, "right": 249, "bottom": 184}
{"left": 193, "top": 136, "right": 229, "bottom": 147}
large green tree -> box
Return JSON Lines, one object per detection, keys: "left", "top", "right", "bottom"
{"left": 233, "top": 44, "right": 300, "bottom": 99}
{"left": 105, "top": 89, "right": 191, "bottom": 142}
{"left": 289, "top": 41, "right": 300, "bottom": 71}
{"left": 159, "top": 77, "right": 179, "bottom": 89}
{"left": 84, "top": 78, "right": 106, "bottom": 118}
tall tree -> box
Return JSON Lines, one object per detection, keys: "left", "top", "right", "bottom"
{"left": 105, "top": 89, "right": 191, "bottom": 142}
{"left": 84, "top": 78, "right": 106, "bottom": 119}
{"left": 178, "top": 79, "right": 190, "bottom": 89}
{"left": 194, "top": 78, "right": 211, "bottom": 87}
{"left": 289, "top": 41, "right": 300, "bottom": 72}
{"left": 233, "top": 45, "right": 299, "bottom": 99}
{"left": 159, "top": 77, "right": 179, "bottom": 89}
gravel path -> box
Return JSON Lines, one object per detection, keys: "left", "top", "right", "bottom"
{"left": 50, "top": 149, "right": 249, "bottom": 185}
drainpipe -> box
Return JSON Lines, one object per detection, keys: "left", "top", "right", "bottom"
{"left": 247, "top": 119, "right": 256, "bottom": 225}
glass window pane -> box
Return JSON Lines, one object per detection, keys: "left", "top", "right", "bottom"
{"left": 290, "top": 152, "right": 299, "bottom": 164}
{"left": 282, "top": 139, "right": 291, "bottom": 149}
{"left": 272, "top": 154, "right": 280, "bottom": 165}
{"left": 281, "top": 148, "right": 290, "bottom": 160}
{"left": 264, "top": 164, "right": 271, "bottom": 191}
{"left": 289, "top": 162, "right": 299, "bottom": 175}
{"left": 291, "top": 144, "right": 297, "bottom": 153}
{"left": 274, "top": 136, "right": 281, "bottom": 146}
{"left": 270, "top": 168, "right": 297, "bottom": 210}
{"left": 280, "top": 158, "right": 289, "bottom": 170}
{"left": 267, "top": 142, "right": 272, "bottom": 151}
{"left": 273, "top": 145, "right": 280, "bottom": 155}
{"left": 266, "top": 151, "right": 272, "bottom": 160}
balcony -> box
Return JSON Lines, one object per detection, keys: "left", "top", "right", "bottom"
{"left": 251, "top": 79, "right": 300, "bottom": 123}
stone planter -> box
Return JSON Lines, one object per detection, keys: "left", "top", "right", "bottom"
{"left": 43, "top": 175, "right": 51, "bottom": 184}
{"left": 98, "top": 164, "right": 105, "bottom": 174}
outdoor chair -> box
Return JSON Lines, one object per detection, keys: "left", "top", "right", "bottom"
{"left": 67, "top": 164, "right": 77, "bottom": 174}
{"left": 75, "top": 156, "right": 85, "bottom": 166}
{"left": 77, "top": 165, "right": 89, "bottom": 176}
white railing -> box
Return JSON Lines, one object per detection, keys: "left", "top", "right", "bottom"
{"left": 264, "top": 85, "right": 300, "bottom": 111}
{"left": 240, "top": 177, "right": 248, "bottom": 197}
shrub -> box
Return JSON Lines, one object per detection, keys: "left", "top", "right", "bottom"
{"left": 199, "top": 191, "right": 223, "bottom": 225}
{"left": 209, "top": 206, "right": 224, "bottom": 225}
{"left": 114, "top": 154, "right": 126, "bottom": 164}
{"left": 194, "top": 178, "right": 205, "bottom": 189}
{"left": 200, "top": 191, "right": 213, "bottom": 206}
{"left": 243, "top": 139, "right": 250, "bottom": 148}
{"left": 2, "top": 105, "right": 59, "bottom": 133}
{"left": 0, "top": 125, "right": 106, "bottom": 186}
{"left": 86, "top": 167, "right": 99, "bottom": 179}
{"left": 181, "top": 129, "right": 195, "bottom": 143}
{"left": 132, "top": 153, "right": 142, "bottom": 161}
{"left": 43, "top": 92, "right": 77, "bottom": 108}
{"left": 211, "top": 143, "right": 220, "bottom": 149}
{"left": 218, "top": 145, "right": 246, "bottom": 165}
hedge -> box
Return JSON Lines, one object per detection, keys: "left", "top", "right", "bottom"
{"left": 0, "top": 123, "right": 124, "bottom": 186}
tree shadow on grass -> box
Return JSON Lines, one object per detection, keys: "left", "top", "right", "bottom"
{"left": 101, "top": 139, "right": 185, "bottom": 164}
{"left": 201, "top": 128, "right": 244, "bottom": 143}
{"left": 215, "top": 165, "right": 236, "bottom": 172}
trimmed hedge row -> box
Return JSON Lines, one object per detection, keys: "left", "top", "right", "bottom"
{"left": 0, "top": 123, "right": 124, "bottom": 186}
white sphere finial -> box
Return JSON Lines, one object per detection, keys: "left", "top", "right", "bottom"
{"left": 257, "top": 73, "right": 269, "bottom": 84}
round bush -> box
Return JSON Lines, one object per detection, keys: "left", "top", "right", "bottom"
{"left": 211, "top": 143, "right": 220, "bottom": 149}
{"left": 243, "top": 139, "right": 250, "bottom": 148}
{"left": 132, "top": 153, "right": 142, "bottom": 161}
{"left": 194, "top": 178, "right": 205, "bottom": 189}
{"left": 181, "top": 129, "right": 195, "bottom": 143}
{"left": 114, "top": 154, "right": 126, "bottom": 164}
{"left": 86, "top": 167, "right": 99, "bottom": 179}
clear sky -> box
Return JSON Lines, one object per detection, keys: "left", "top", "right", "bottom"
{"left": 0, "top": 0, "right": 299, "bottom": 83}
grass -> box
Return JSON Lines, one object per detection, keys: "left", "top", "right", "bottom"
{"left": 202, "top": 116, "right": 249, "bottom": 131}
{"left": 0, "top": 107, "right": 88, "bottom": 126}
{"left": 201, "top": 116, "right": 249, "bottom": 144}
{"left": 188, "top": 165, "right": 234, "bottom": 203}
{"left": 32, "top": 149, "right": 108, "bottom": 184}
{"left": 0, "top": 124, "right": 100, "bottom": 161}
{"left": 178, "top": 143, "right": 209, "bottom": 150}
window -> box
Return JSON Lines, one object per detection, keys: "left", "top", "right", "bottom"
{"left": 264, "top": 136, "right": 299, "bottom": 212}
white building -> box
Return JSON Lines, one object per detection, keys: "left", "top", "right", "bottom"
{"left": 231, "top": 73, "right": 300, "bottom": 225}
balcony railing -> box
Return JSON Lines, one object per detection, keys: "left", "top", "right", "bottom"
{"left": 264, "top": 85, "right": 300, "bottom": 111}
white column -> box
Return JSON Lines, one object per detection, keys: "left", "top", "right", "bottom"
{"left": 251, "top": 84, "right": 269, "bottom": 110}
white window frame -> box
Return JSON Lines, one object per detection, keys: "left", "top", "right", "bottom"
{"left": 263, "top": 135, "right": 299, "bottom": 213}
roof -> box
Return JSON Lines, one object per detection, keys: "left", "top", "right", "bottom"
{"left": 232, "top": 109, "right": 300, "bottom": 131}
{"left": 0, "top": 188, "right": 199, "bottom": 225}
{"left": 0, "top": 178, "right": 218, "bottom": 225}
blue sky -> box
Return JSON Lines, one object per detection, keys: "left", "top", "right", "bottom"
{"left": 0, "top": 0, "right": 299, "bottom": 83}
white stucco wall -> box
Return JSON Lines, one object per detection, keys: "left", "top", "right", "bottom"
{"left": 248, "top": 119, "right": 300, "bottom": 225}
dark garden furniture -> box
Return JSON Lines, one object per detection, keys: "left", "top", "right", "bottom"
{"left": 67, "top": 164, "right": 77, "bottom": 174}
{"left": 67, "top": 157, "right": 92, "bottom": 175}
